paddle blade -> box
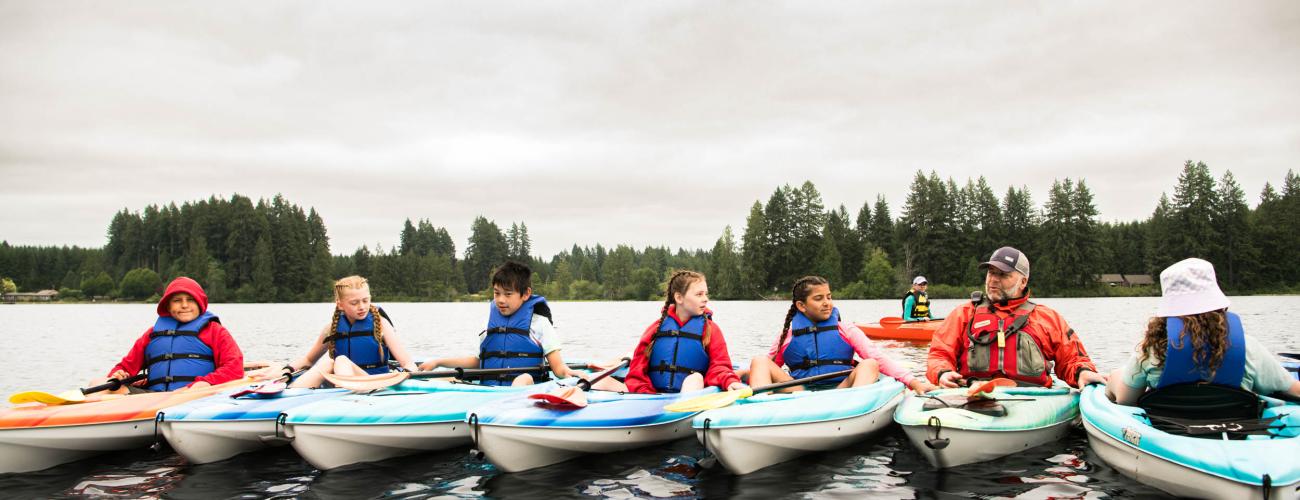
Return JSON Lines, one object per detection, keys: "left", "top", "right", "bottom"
{"left": 529, "top": 386, "right": 589, "bottom": 409}
{"left": 878, "top": 316, "right": 906, "bottom": 326}
{"left": 966, "top": 378, "right": 1016, "bottom": 398}
{"left": 663, "top": 387, "right": 753, "bottom": 413}
{"left": 324, "top": 371, "right": 410, "bottom": 392}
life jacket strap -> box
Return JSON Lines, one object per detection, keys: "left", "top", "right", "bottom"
{"left": 145, "top": 353, "right": 215, "bottom": 365}
{"left": 323, "top": 331, "right": 375, "bottom": 343}
{"left": 486, "top": 326, "right": 531, "bottom": 335}
{"left": 790, "top": 325, "right": 839, "bottom": 337}
{"left": 150, "top": 330, "right": 201, "bottom": 339}
{"left": 650, "top": 360, "right": 702, "bottom": 375}
{"left": 789, "top": 358, "right": 853, "bottom": 370}
{"left": 651, "top": 330, "right": 704, "bottom": 341}
{"left": 147, "top": 375, "right": 199, "bottom": 386}
{"left": 479, "top": 350, "right": 543, "bottom": 359}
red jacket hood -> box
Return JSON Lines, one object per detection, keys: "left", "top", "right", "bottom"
{"left": 157, "top": 277, "right": 209, "bottom": 317}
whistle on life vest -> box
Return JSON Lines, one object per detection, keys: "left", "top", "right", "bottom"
{"left": 997, "top": 329, "right": 1006, "bottom": 348}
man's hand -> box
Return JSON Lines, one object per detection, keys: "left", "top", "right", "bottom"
{"left": 938, "top": 371, "right": 966, "bottom": 388}
{"left": 1077, "top": 369, "right": 1108, "bottom": 387}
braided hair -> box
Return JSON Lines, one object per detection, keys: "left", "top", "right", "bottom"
{"left": 643, "top": 270, "right": 708, "bottom": 359}
{"left": 327, "top": 276, "right": 383, "bottom": 359}
{"left": 778, "top": 276, "right": 831, "bottom": 348}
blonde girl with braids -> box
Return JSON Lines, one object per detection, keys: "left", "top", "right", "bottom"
{"left": 283, "top": 276, "right": 418, "bottom": 388}
{"left": 614, "top": 270, "right": 746, "bottom": 394}
{"left": 1107, "top": 259, "right": 1299, "bottom": 404}
{"left": 749, "top": 276, "right": 935, "bottom": 394}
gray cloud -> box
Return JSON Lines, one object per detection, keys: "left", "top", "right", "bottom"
{"left": 2, "top": 1, "right": 1297, "bottom": 256}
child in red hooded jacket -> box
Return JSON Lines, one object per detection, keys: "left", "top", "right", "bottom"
{"left": 91, "top": 277, "right": 245, "bottom": 393}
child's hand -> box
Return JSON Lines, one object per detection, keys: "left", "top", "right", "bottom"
{"left": 727, "top": 381, "right": 748, "bottom": 392}
{"left": 909, "top": 379, "right": 937, "bottom": 394}
{"left": 418, "top": 360, "right": 439, "bottom": 371}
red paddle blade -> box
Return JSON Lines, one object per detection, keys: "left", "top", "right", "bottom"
{"left": 966, "top": 378, "right": 1016, "bottom": 398}
{"left": 253, "top": 380, "right": 287, "bottom": 395}
{"left": 528, "top": 386, "right": 588, "bottom": 409}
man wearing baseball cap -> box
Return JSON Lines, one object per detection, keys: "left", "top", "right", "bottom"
{"left": 926, "top": 246, "right": 1107, "bottom": 388}
{"left": 902, "top": 276, "right": 933, "bottom": 322}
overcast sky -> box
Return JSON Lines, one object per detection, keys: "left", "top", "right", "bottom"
{"left": 2, "top": 1, "right": 1297, "bottom": 257}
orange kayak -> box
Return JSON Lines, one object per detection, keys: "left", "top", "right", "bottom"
{"left": 0, "top": 377, "right": 259, "bottom": 473}
{"left": 856, "top": 317, "right": 942, "bottom": 342}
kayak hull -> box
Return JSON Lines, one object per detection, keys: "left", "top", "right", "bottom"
{"left": 1079, "top": 385, "right": 1299, "bottom": 500}
{"left": 693, "top": 380, "right": 905, "bottom": 474}
{"left": 287, "top": 420, "right": 469, "bottom": 470}
{"left": 283, "top": 380, "right": 556, "bottom": 470}
{"left": 470, "top": 388, "right": 715, "bottom": 473}
{"left": 0, "top": 419, "right": 154, "bottom": 473}
{"left": 894, "top": 386, "right": 1079, "bottom": 469}
{"left": 855, "top": 320, "right": 940, "bottom": 342}
{"left": 158, "top": 387, "right": 349, "bottom": 464}
{"left": 0, "top": 378, "right": 258, "bottom": 473}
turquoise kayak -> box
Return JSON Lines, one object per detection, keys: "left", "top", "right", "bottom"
{"left": 158, "top": 387, "right": 350, "bottom": 464}
{"left": 1080, "top": 384, "right": 1299, "bottom": 499}
{"left": 281, "top": 379, "right": 559, "bottom": 470}
{"left": 894, "top": 385, "right": 1079, "bottom": 469}
{"left": 468, "top": 388, "right": 717, "bottom": 472}
{"left": 692, "top": 378, "right": 905, "bottom": 474}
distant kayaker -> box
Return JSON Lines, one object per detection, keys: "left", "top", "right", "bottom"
{"left": 927, "top": 246, "right": 1108, "bottom": 388}
{"left": 93, "top": 276, "right": 246, "bottom": 393}
{"left": 902, "top": 276, "right": 933, "bottom": 322}
{"left": 748, "top": 276, "right": 937, "bottom": 394}
{"left": 602, "top": 270, "right": 747, "bottom": 394}
{"left": 282, "top": 275, "right": 418, "bottom": 388}
{"left": 1106, "top": 258, "right": 1300, "bottom": 403}
{"left": 419, "top": 260, "right": 581, "bottom": 385}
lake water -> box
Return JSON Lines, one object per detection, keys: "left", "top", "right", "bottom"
{"left": 1, "top": 297, "right": 1296, "bottom": 498}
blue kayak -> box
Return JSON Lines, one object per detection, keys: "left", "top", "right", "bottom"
{"left": 469, "top": 388, "right": 717, "bottom": 472}
{"left": 692, "top": 378, "right": 905, "bottom": 474}
{"left": 1080, "top": 384, "right": 1299, "bottom": 499}
{"left": 158, "top": 387, "right": 350, "bottom": 464}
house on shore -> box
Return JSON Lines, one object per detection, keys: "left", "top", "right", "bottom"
{"left": 1094, "top": 274, "right": 1155, "bottom": 287}
{"left": 1, "top": 289, "right": 59, "bottom": 303}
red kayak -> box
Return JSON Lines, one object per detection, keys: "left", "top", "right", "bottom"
{"left": 856, "top": 317, "right": 942, "bottom": 342}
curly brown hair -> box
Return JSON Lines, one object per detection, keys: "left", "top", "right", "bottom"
{"left": 1137, "top": 308, "right": 1230, "bottom": 380}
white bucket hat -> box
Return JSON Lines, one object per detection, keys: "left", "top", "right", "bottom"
{"left": 1155, "top": 258, "right": 1230, "bottom": 317}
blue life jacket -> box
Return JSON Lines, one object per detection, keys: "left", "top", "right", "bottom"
{"left": 647, "top": 311, "right": 711, "bottom": 393}
{"left": 145, "top": 311, "right": 219, "bottom": 391}
{"left": 1157, "top": 311, "right": 1246, "bottom": 389}
{"left": 325, "top": 307, "right": 393, "bottom": 375}
{"left": 783, "top": 308, "right": 854, "bottom": 382}
{"left": 479, "top": 296, "right": 551, "bottom": 386}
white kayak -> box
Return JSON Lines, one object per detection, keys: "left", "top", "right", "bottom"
{"left": 893, "top": 385, "right": 1079, "bottom": 469}
{"left": 692, "top": 377, "right": 905, "bottom": 474}
{"left": 157, "top": 387, "right": 349, "bottom": 464}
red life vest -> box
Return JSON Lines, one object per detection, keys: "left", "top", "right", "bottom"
{"left": 957, "top": 299, "right": 1053, "bottom": 387}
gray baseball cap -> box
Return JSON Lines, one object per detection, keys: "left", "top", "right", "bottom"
{"left": 978, "top": 246, "right": 1030, "bottom": 278}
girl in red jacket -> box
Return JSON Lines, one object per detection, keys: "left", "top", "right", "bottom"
{"left": 93, "top": 277, "right": 246, "bottom": 394}
{"left": 614, "top": 270, "right": 746, "bottom": 394}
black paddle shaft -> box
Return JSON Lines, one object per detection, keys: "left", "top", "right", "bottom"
{"left": 83, "top": 373, "right": 148, "bottom": 394}
{"left": 577, "top": 358, "right": 631, "bottom": 390}
{"left": 755, "top": 368, "right": 855, "bottom": 394}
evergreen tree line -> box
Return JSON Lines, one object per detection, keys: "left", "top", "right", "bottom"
{"left": 2, "top": 162, "right": 1298, "bottom": 302}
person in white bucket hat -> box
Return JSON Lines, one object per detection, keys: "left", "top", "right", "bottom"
{"left": 1107, "top": 258, "right": 1300, "bottom": 404}
{"left": 902, "top": 276, "right": 933, "bottom": 322}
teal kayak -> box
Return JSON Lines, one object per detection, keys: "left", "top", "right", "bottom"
{"left": 692, "top": 377, "right": 905, "bottom": 474}
{"left": 894, "top": 385, "right": 1079, "bottom": 468}
{"left": 468, "top": 388, "right": 717, "bottom": 472}
{"left": 158, "top": 387, "right": 350, "bottom": 464}
{"left": 1080, "top": 384, "right": 1299, "bottom": 499}
{"left": 281, "top": 379, "right": 560, "bottom": 470}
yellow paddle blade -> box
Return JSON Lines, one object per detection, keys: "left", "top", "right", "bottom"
{"left": 663, "top": 387, "right": 754, "bottom": 413}
{"left": 8, "top": 388, "right": 86, "bottom": 405}
{"left": 323, "top": 371, "right": 410, "bottom": 392}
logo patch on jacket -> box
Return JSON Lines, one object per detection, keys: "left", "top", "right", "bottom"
{"left": 972, "top": 320, "right": 991, "bottom": 329}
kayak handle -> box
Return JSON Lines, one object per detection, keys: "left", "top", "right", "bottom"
{"left": 924, "top": 415, "right": 950, "bottom": 450}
